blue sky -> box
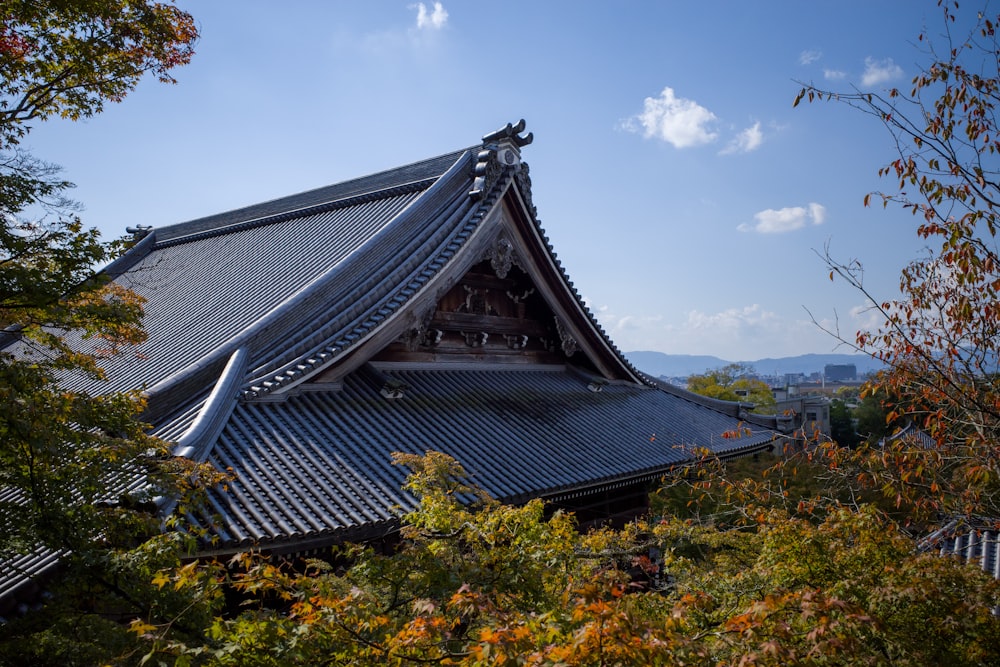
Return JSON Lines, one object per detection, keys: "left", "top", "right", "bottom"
{"left": 24, "top": 1, "right": 956, "bottom": 360}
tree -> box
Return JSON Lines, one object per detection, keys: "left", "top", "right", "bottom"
{"left": 0, "top": 0, "right": 197, "bottom": 334}
{"left": 0, "top": 2, "right": 212, "bottom": 663}
{"left": 851, "top": 382, "right": 899, "bottom": 444}
{"left": 796, "top": 0, "right": 1000, "bottom": 519}
{"left": 146, "top": 452, "right": 1000, "bottom": 666}
{"left": 828, "top": 397, "right": 859, "bottom": 447}
{"left": 135, "top": 4, "right": 1000, "bottom": 662}
{"left": 0, "top": 0, "right": 196, "bottom": 146}
{"left": 687, "top": 363, "right": 776, "bottom": 413}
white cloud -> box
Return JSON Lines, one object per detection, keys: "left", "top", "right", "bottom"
{"left": 848, "top": 304, "right": 884, "bottom": 334}
{"left": 861, "top": 56, "right": 903, "bottom": 87}
{"left": 808, "top": 202, "right": 827, "bottom": 225}
{"left": 593, "top": 302, "right": 840, "bottom": 360}
{"left": 590, "top": 306, "right": 665, "bottom": 349}
{"left": 625, "top": 87, "right": 718, "bottom": 148}
{"left": 354, "top": 3, "right": 447, "bottom": 52}
{"left": 738, "top": 202, "right": 826, "bottom": 233}
{"left": 683, "top": 304, "right": 780, "bottom": 338}
{"left": 824, "top": 68, "right": 847, "bottom": 81}
{"left": 414, "top": 2, "right": 448, "bottom": 30}
{"left": 720, "top": 121, "right": 763, "bottom": 154}
{"left": 799, "top": 50, "right": 822, "bottom": 65}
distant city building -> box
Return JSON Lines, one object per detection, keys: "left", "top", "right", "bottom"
{"left": 784, "top": 373, "right": 805, "bottom": 387}
{"left": 771, "top": 395, "right": 832, "bottom": 440}
{"left": 824, "top": 364, "right": 857, "bottom": 382}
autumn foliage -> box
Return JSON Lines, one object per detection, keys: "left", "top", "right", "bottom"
{"left": 0, "top": 2, "right": 223, "bottom": 664}
{"left": 0, "top": 0, "right": 197, "bottom": 142}
{"left": 7, "top": 1, "right": 1000, "bottom": 664}
{"left": 795, "top": 1, "right": 1000, "bottom": 521}
{"left": 124, "top": 452, "right": 1000, "bottom": 666}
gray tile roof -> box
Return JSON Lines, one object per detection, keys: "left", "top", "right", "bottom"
{"left": 153, "top": 150, "right": 470, "bottom": 244}
{"left": 60, "top": 173, "right": 442, "bottom": 396}
{"left": 192, "top": 365, "right": 774, "bottom": 551}
{"left": 0, "top": 545, "right": 62, "bottom": 613}
{"left": 882, "top": 422, "right": 938, "bottom": 449}
{"left": 928, "top": 527, "right": 1000, "bottom": 580}
{"left": 920, "top": 520, "right": 1000, "bottom": 611}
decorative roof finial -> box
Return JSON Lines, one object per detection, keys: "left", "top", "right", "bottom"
{"left": 482, "top": 119, "right": 533, "bottom": 147}
{"left": 126, "top": 224, "right": 153, "bottom": 240}
{"left": 470, "top": 120, "right": 533, "bottom": 200}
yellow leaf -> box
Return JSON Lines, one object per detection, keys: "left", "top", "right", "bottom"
{"left": 128, "top": 620, "right": 157, "bottom": 637}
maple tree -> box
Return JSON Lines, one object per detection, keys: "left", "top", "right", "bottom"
{"left": 139, "top": 452, "right": 1000, "bottom": 666}
{"left": 0, "top": 2, "right": 211, "bottom": 663}
{"left": 0, "top": 0, "right": 197, "bottom": 146}
{"left": 795, "top": 0, "right": 1000, "bottom": 520}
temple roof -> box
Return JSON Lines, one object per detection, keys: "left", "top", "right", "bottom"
{"left": 179, "top": 364, "right": 771, "bottom": 552}
{"left": 1, "top": 121, "right": 776, "bottom": 599}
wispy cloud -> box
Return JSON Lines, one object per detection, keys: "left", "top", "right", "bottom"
{"left": 861, "top": 56, "right": 903, "bottom": 87}
{"left": 824, "top": 68, "right": 847, "bottom": 81}
{"left": 682, "top": 304, "right": 782, "bottom": 342}
{"left": 622, "top": 87, "right": 718, "bottom": 149}
{"left": 352, "top": 3, "right": 448, "bottom": 52}
{"left": 809, "top": 202, "right": 827, "bottom": 225}
{"left": 593, "top": 302, "right": 837, "bottom": 360}
{"left": 848, "top": 304, "right": 885, "bottom": 334}
{"left": 799, "top": 50, "right": 822, "bottom": 65}
{"left": 414, "top": 2, "right": 448, "bottom": 30}
{"left": 739, "top": 202, "right": 826, "bottom": 233}
{"left": 720, "top": 121, "right": 763, "bottom": 154}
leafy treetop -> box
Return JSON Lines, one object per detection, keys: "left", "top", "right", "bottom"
{"left": 797, "top": 0, "right": 1000, "bottom": 519}
{"left": 687, "top": 363, "right": 777, "bottom": 414}
{"left": 0, "top": 0, "right": 197, "bottom": 148}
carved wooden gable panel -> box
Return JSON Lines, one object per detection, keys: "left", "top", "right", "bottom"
{"left": 374, "top": 256, "right": 581, "bottom": 365}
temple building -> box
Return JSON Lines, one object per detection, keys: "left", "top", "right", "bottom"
{"left": 1, "top": 121, "right": 775, "bottom": 603}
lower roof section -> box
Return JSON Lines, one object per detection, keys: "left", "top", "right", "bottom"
{"left": 192, "top": 364, "right": 774, "bottom": 552}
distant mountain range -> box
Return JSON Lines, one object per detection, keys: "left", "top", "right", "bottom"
{"left": 625, "top": 351, "right": 885, "bottom": 378}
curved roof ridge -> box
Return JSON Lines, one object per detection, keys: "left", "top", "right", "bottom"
{"left": 247, "top": 152, "right": 656, "bottom": 397}
{"left": 246, "top": 152, "right": 478, "bottom": 369}
{"left": 154, "top": 347, "right": 249, "bottom": 516}
{"left": 243, "top": 153, "right": 513, "bottom": 397}
{"left": 101, "top": 229, "right": 159, "bottom": 278}
{"left": 243, "top": 192, "right": 471, "bottom": 392}
{"left": 171, "top": 347, "right": 249, "bottom": 461}
{"left": 139, "top": 152, "right": 476, "bottom": 409}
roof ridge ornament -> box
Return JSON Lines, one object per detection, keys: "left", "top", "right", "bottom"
{"left": 126, "top": 224, "right": 153, "bottom": 240}
{"left": 470, "top": 120, "right": 533, "bottom": 200}
{"left": 469, "top": 147, "right": 502, "bottom": 200}
{"left": 482, "top": 119, "right": 533, "bottom": 147}
{"left": 553, "top": 316, "right": 579, "bottom": 357}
